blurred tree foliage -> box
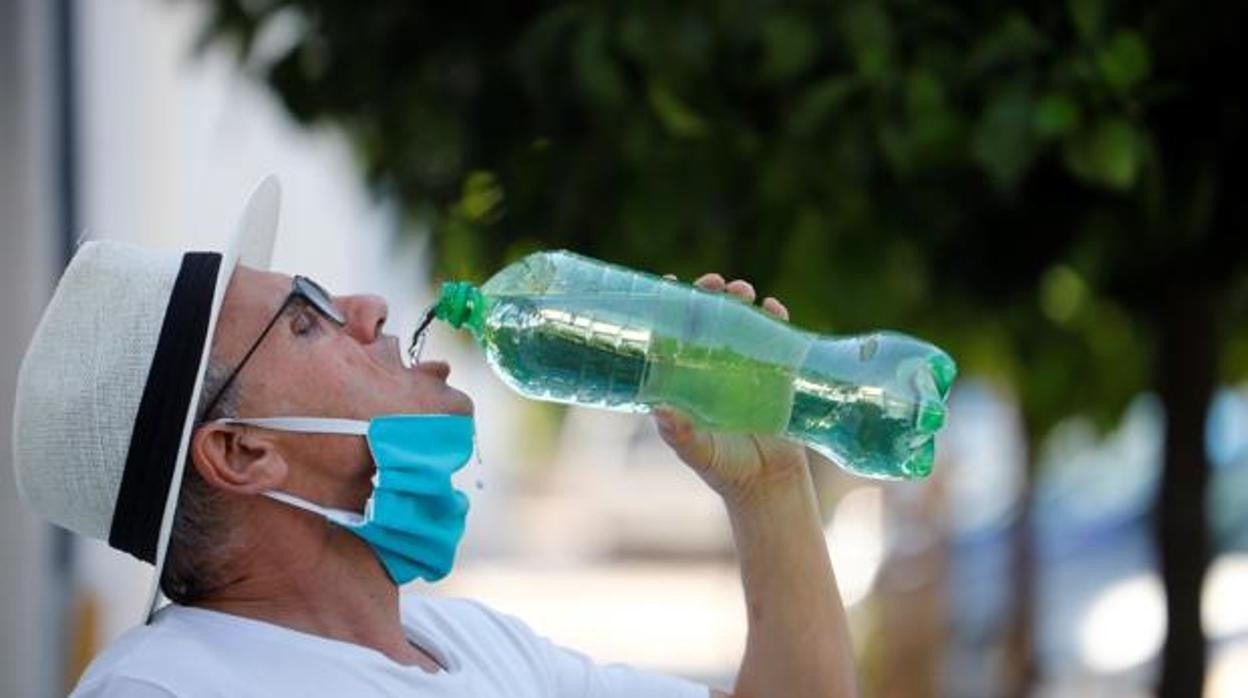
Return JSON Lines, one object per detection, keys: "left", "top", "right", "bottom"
{"left": 199, "top": 0, "right": 1246, "bottom": 694}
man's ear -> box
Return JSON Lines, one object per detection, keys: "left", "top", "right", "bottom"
{"left": 190, "top": 423, "right": 288, "bottom": 495}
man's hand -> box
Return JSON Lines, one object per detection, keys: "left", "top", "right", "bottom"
{"left": 653, "top": 273, "right": 810, "bottom": 507}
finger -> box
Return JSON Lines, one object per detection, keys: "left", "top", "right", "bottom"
{"left": 761, "top": 297, "right": 790, "bottom": 321}
{"left": 653, "top": 406, "right": 694, "bottom": 445}
{"left": 653, "top": 406, "right": 713, "bottom": 464}
{"left": 694, "top": 273, "right": 726, "bottom": 291}
{"left": 653, "top": 406, "right": 690, "bottom": 433}
{"left": 724, "top": 279, "right": 756, "bottom": 304}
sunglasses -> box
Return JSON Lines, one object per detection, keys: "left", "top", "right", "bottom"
{"left": 199, "top": 275, "right": 345, "bottom": 421}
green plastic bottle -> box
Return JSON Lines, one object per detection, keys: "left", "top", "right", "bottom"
{"left": 434, "top": 250, "right": 956, "bottom": 480}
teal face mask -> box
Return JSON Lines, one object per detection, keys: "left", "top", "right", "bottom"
{"left": 214, "top": 414, "right": 474, "bottom": 585}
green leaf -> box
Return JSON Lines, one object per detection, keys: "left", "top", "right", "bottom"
{"left": 1225, "top": 333, "right": 1248, "bottom": 382}
{"left": 574, "top": 16, "right": 627, "bottom": 106}
{"left": 1063, "top": 118, "right": 1142, "bottom": 190}
{"left": 909, "top": 110, "right": 964, "bottom": 166}
{"left": 1033, "top": 93, "right": 1082, "bottom": 138}
{"left": 760, "top": 15, "right": 817, "bottom": 81}
{"left": 456, "top": 170, "right": 505, "bottom": 223}
{"left": 1096, "top": 30, "right": 1151, "bottom": 93}
{"left": 1068, "top": 0, "right": 1105, "bottom": 41}
{"left": 972, "top": 86, "right": 1037, "bottom": 190}
{"left": 842, "top": 3, "right": 895, "bottom": 81}
{"left": 616, "top": 15, "right": 652, "bottom": 64}
{"left": 517, "top": 5, "right": 585, "bottom": 67}
{"left": 1040, "top": 265, "right": 1088, "bottom": 325}
{"left": 965, "top": 13, "right": 1047, "bottom": 76}
{"left": 647, "top": 82, "right": 708, "bottom": 138}
{"left": 879, "top": 122, "right": 914, "bottom": 174}
{"left": 787, "top": 76, "right": 860, "bottom": 136}
{"left": 905, "top": 69, "right": 946, "bottom": 116}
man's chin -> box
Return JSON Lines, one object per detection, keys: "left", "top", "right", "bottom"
{"left": 443, "top": 388, "right": 476, "bottom": 416}
{"left": 399, "top": 385, "right": 475, "bottom": 417}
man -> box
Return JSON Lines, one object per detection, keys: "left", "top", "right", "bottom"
{"left": 13, "top": 178, "right": 856, "bottom": 697}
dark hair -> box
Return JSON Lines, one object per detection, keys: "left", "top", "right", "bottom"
{"left": 159, "top": 363, "right": 239, "bottom": 604}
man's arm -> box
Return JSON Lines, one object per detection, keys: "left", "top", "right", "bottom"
{"left": 655, "top": 274, "right": 857, "bottom": 698}
{"left": 726, "top": 462, "right": 854, "bottom": 697}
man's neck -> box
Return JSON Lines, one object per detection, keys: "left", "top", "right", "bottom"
{"left": 194, "top": 511, "right": 440, "bottom": 671}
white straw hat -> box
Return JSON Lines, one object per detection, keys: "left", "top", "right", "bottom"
{"left": 12, "top": 176, "right": 281, "bottom": 617}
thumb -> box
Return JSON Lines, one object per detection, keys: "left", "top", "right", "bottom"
{"left": 653, "top": 406, "right": 715, "bottom": 469}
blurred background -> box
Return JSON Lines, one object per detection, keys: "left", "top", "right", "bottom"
{"left": 2, "top": 0, "right": 1246, "bottom": 696}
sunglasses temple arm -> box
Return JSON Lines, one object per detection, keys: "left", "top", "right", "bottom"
{"left": 198, "top": 297, "right": 292, "bottom": 420}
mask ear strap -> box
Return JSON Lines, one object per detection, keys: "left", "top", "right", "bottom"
{"left": 213, "top": 417, "right": 370, "bottom": 435}
{"left": 264, "top": 490, "right": 366, "bottom": 527}
{"left": 214, "top": 417, "right": 374, "bottom": 525}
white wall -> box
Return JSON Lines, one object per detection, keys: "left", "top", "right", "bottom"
{"left": 1, "top": 1, "right": 62, "bottom": 695}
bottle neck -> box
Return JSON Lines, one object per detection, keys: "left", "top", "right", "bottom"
{"left": 435, "top": 281, "right": 485, "bottom": 334}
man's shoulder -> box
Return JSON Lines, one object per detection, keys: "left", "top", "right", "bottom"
{"left": 72, "top": 606, "right": 217, "bottom": 696}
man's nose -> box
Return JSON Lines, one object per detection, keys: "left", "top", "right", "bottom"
{"left": 336, "top": 294, "right": 389, "bottom": 343}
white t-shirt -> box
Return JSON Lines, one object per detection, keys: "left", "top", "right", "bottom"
{"left": 72, "top": 596, "right": 711, "bottom": 697}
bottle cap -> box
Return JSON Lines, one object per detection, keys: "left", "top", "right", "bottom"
{"left": 436, "top": 281, "right": 479, "bottom": 329}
